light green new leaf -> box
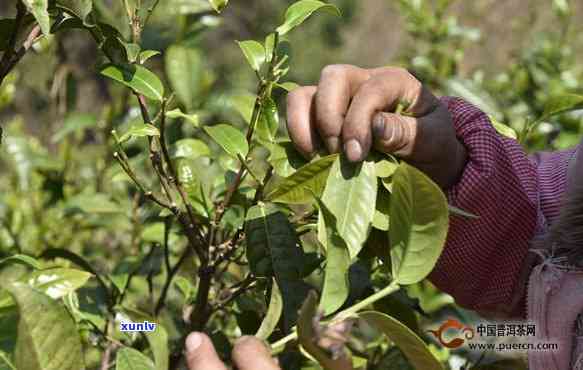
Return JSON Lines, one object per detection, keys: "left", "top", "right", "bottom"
{"left": 267, "top": 141, "right": 308, "bottom": 178}
{"left": 171, "top": 139, "right": 210, "bottom": 159}
{"left": 204, "top": 124, "right": 248, "bottom": 158}
{"left": 208, "top": 0, "right": 228, "bottom": 13}
{"left": 277, "top": 82, "right": 300, "bottom": 92}
{"left": 237, "top": 40, "right": 266, "bottom": 72}
{"left": 266, "top": 154, "right": 338, "bottom": 204}
{"left": 390, "top": 163, "right": 448, "bottom": 285}
{"left": 119, "top": 123, "right": 160, "bottom": 143}
{"left": 230, "top": 92, "right": 256, "bottom": 123}
{"left": 359, "top": 311, "right": 444, "bottom": 370}
{"left": 297, "top": 291, "right": 346, "bottom": 369}
{"left": 6, "top": 283, "right": 85, "bottom": 370}
{"left": 165, "top": 45, "right": 204, "bottom": 110}
{"left": 322, "top": 157, "right": 377, "bottom": 260}
{"left": 257, "top": 97, "right": 279, "bottom": 143}
{"left": 255, "top": 278, "right": 283, "bottom": 340}
{"left": 276, "top": 0, "right": 341, "bottom": 36}
{"left": 539, "top": 93, "right": 583, "bottom": 123}
{"left": 0, "top": 254, "right": 41, "bottom": 270}
{"left": 100, "top": 64, "right": 165, "bottom": 101}
{"left": 316, "top": 199, "right": 350, "bottom": 315}
{"left": 56, "top": 0, "right": 93, "bottom": 22}
{"left": 488, "top": 115, "right": 517, "bottom": 139}
{"left": 22, "top": 0, "right": 50, "bottom": 36}
{"left": 165, "top": 108, "right": 199, "bottom": 126}
{"left": 116, "top": 348, "right": 155, "bottom": 370}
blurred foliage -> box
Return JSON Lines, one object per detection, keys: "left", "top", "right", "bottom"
{"left": 0, "top": 0, "right": 582, "bottom": 370}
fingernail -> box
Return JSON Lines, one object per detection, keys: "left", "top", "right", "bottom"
{"left": 344, "top": 139, "right": 363, "bottom": 162}
{"left": 186, "top": 333, "right": 203, "bottom": 352}
{"left": 325, "top": 137, "right": 340, "bottom": 153}
{"left": 372, "top": 113, "right": 386, "bottom": 138}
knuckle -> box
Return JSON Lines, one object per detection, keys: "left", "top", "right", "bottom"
{"left": 320, "top": 64, "right": 349, "bottom": 79}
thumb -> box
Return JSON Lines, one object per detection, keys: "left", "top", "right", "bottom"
{"left": 185, "top": 332, "right": 228, "bottom": 370}
{"left": 371, "top": 112, "right": 417, "bottom": 158}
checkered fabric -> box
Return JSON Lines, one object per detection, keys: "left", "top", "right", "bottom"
{"left": 427, "top": 97, "right": 579, "bottom": 316}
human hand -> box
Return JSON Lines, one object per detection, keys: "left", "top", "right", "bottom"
{"left": 286, "top": 65, "right": 467, "bottom": 188}
{"left": 185, "top": 332, "right": 353, "bottom": 370}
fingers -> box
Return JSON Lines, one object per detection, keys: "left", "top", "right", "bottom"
{"left": 343, "top": 68, "right": 438, "bottom": 162}
{"left": 315, "top": 65, "right": 371, "bottom": 153}
{"left": 232, "top": 336, "right": 280, "bottom": 370}
{"left": 286, "top": 86, "right": 319, "bottom": 157}
{"left": 185, "top": 332, "right": 228, "bottom": 370}
{"left": 371, "top": 112, "right": 418, "bottom": 158}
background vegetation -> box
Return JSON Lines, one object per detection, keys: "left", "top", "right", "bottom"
{"left": 1, "top": 0, "right": 582, "bottom": 369}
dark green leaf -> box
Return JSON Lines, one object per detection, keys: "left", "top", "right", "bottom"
{"left": 315, "top": 199, "right": 350, "bottom": 315}
{"left": 165, "top": 108, "right": 199, "bottom": 126}
{"left": 6, "top": 283, "right": 85, "bottom": 370}
{"left": 56, "top": 0, "right": 93, "bottom": 22}
{"left": 237, "top": 40, "right": 266, "bottom": 72}
{"left": 390, "top": 163, "right": 448, "bottom": 285}
{"left": 539, "top": 93, "right": 583, "bottom": 122}
{"left": 203, "top": 124, "right": 248, "bottom": 158}
{"left": 119, "top": 123, "right": 160, "bottom": 143}
{"left": 100, "top": 64, "right": 165, "bottom": 101}
{"left": 359, "top": 311, "right": 443, "bottom": 370}
{"left": 276, "top": 0, "right": 341, "bottom": 35}
{"left": 22, "top": 0, "right": 50, "bottom": 36}
{"left": 256, "top": 278, "right": 283, "bottom": 340}
{"left": 266, "top": 154, "right": 338, "bottom": 204}
{"left": 0, "top": 20, "right": 16, "bottom": 51}
{"left": 139, "top": 50, "right": 161, "bottom": 64}
{"left": 322, "top": 157, "right": 377, "bottom": 259}
{"left": 257, "top": 97, "right": 279, "bottom": 143}
{"left": 115, "top": 348, "right": 155, "bottom": 370}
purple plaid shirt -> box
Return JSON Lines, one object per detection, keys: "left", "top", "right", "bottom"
{"left": 429, "top": 97, "right": 580, "bottom": 317}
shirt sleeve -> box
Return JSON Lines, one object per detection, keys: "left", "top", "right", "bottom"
{"left": 428, "top": 97, "right": 542, "bottom": 316}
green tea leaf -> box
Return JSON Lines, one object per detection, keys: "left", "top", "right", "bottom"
{"left": 315, "top": 199, "right": 350, "bottom": 315}
{"left": 119, "top": 123, "right": 160, "bottom": 143}
{"left": 165, "top": 45, "right": 204, "bottom": 110}
{"left": 230, "top": 92, "right": 256, "bottom": 123}
{"left": 6, "top": 283, "right": 85, "bottom": 370}
{"left": 257, "top": 97, "right": 279, "bottom": 143}
{"left": 56, "top": 0, "right": 93, "bottom": 22}
{"left": 100, "top": 64, "right": 165, "bottom": 101}
{"left": 539, "top": 93, "right": 583, "bottom": 123}
{"left": 277, "top": 82, "right": 300, "bottom": 92}
{"left": 266, "top": 154, "right": 338, "bottom": 204}
{"left": 267, "top": 141, "right": 308, "bottom": 178}
{"left": 276, "top": 0, "right": 341, "bottom": 36}
{"left": 208, "top": 0, "right": 228, "bottom": 13}
{"left": 255, "top": 278, "right": 283, "bottom": 340}
{"left": 0, "top": 255, "right": 40, "bottom": 270}
{"left": 359, "top": 311, "right": 444, "bottom": 370}
{"left": 171, "top": 139, "right": 210, "bottom": 159}
{"left": 22, "top": 0, "right": 50, "bottom": 36}
{"left": 165, "top": 108, "right": 199, "bottom": 126}
{"left": 204, "top": 124, "right": 248, "bottom": 158}
{"left": 488, "top": 115, "right": 517, "bottom": 139}
{"left": 237, "top": 40, "right": 266, "bottom": 72}
{"left": 390, "top": 163, "right": 448, "bottom": 285}
{"left": 139, "top": 50, "right": 161, "bottom": 64}
{"left": 116, "top": 348, "right": 155, "bottom": 370}
{"left": 124, "top": 309, "right": 169, "bottom": 370}
{"left": 322, "top": 157, "right": 377, "bottom": 260}
{"left": 372, "top": 188, "right": 391, "bottom": 231}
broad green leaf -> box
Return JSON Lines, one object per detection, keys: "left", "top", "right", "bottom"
{"left": 237, "top": 40, "right": 266, "bottom": 72}
{"left": 276, "top": 0, "right": 341, "bottom": 36}
{"left": 322, "top": 157, "right": 377, "bottom": 260}
{"left": 375, "top": 158, "right": 398, "bottom": 178}
{"left": 100, "top": 64, "right": 165, "bottom": 101}
{"left": 266, "top": 154, "right": 338, "bottom": 204}
{"left": 171, "top": 139, "right": 210, "bottom": 159}
{"left": 245, "top": 203, "right": 307, "bottom": 329}
{"left": 116, "top": 348, "right": 155, "bottom": 370}
{"left": 139, "top": 50, "right": 161, "bottom": 64}
{"left": 0, "top": 255, "right": 40, "bottom": 270}
{"left": 256, "top": 278, "right": 283, "bottom": 340}
{"left": 230, "top": 92, "right": 256, "bottom": 123}
{"left": 119, "top": 123, "right": 160, "bottom": 142}
{"left": 539, "top": 93, "right": 583, "bottom": 123}
{"left": 165, "top": 45, "right": 204, "bottom": 110}
{"left": 208, "top": 0, "right": 228, "bottom": 13}
{"left": 267, "top": 141, "right": 308, "bottom": 178}
{"left": 488, "top": 115, "right": 517, "bottom": 139}
{"left": 297, "top": 291, "right": 347, "bottom": 369}
{"left": 123, "top": 42, "right": 141, "bottom": 63}
{"left": 277, "top": 82, "right": 300, "bottom": 92}
{"left": 165, "top": 108, "right": 199, "bottom": 126}
{"left": 204, "top": 124, "right": 248, "bottom": 158}
{"left": 22, "top": 0, "right": 50, "bottom": 36}
{"left": 51, "top": 113, "right": 98, "bottom": 143}
{"left": 316, "top": 199, "right": 350, "bottom": 315}
{"left": 23, "top": 268, "right": 92, "bottom": 300}
{"left": 372, "top": 189, "right": 391, "bottom": 231}
{"left": 6, "top": 283, "right": 85, "bottom": 370}
{"left": 359, "top": 311, "right": 444, "bottom": 370}
{"left": 257, "top": 97, "right": 279, "bottom": 143}
{"left": 390, "top": 163, "right": 448, "bottom": 285}
{"left": 56, "top": 0, "right": 93, "bottom": 22}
